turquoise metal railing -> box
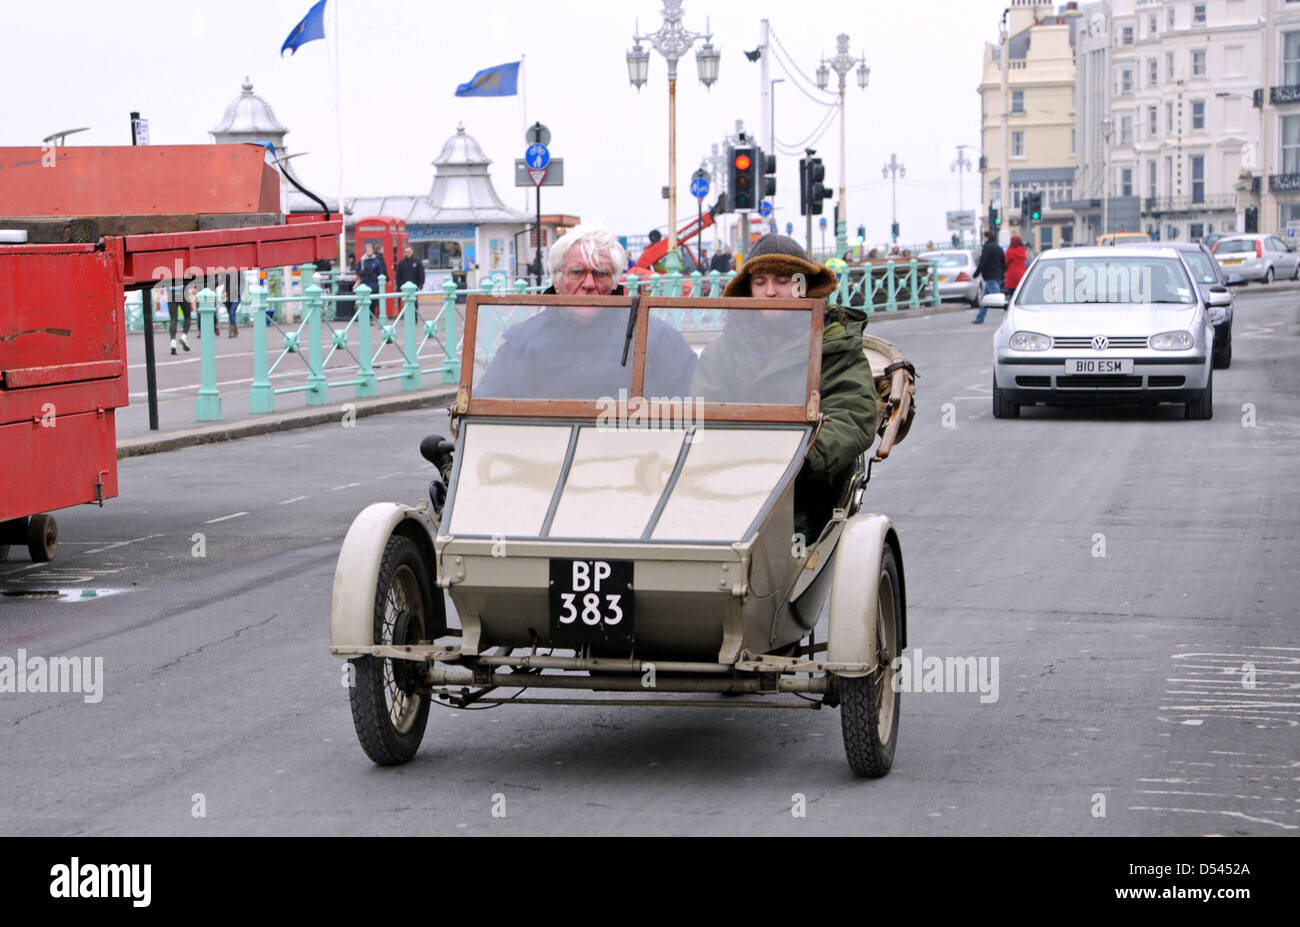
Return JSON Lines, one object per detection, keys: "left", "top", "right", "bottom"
{"left": 832, "top": 260, "right": 942, "bottom": 313}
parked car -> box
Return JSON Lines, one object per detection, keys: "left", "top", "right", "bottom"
{"left": 1201, "top": 232, "right": 1229, "bottom": 251}
{"left": 1128, "top": 240, "right": 1233, "bottom": 368}
{"left": 984, "top": 246, "right": 1225, "bottom": 419}
{"left": 1097, "top": 231, "right": 1152, "bottom": 246}
{"left": 919, "top": 250, "right": 980, "bottom": 307}
{"left": 1211, "top": 234, "right": 1300, "bottom": 284}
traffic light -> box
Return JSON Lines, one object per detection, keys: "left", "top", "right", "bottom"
{"left": 799, "top": 156, "right": 832, "bottom": 215}
{"left": 761, "top": 150, "right": 777, "bottom": 198}
{"left": 728, "top": 145, "right": 758, "bottom": 211}
{"left": 989, "top": 205, "right": 1000, "bottom": 229}
{"left": 1029, "top": 192, "right": 1042, "bottom": 222}
{"left": 891, "top": 221, "right": 900, "bottom": 240}
{"left": 857, "top": 224, "right": 866, "bottom": 241}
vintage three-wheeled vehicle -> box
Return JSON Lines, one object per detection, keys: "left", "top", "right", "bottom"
{"left": 330, "top": 292, "right": 915, "bottom": 776}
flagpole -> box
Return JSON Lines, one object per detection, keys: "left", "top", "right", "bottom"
{"left": 520, "top": 54, "right": 529, "bottom": 214}
{"left": 331, "top": 0, "right": 346, "bottom": 272}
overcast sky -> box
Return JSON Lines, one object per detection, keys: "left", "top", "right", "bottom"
{"left": 7, "top": 0, "right": 1016, "bottom": 249}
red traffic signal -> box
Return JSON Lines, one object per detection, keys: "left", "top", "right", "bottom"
{"left": 733, "top": 153, "right": 752, "bottom": 171}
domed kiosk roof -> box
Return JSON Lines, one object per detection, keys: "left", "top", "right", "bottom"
{"left": 210, "top": 77, "right": 288, "bottom": 138}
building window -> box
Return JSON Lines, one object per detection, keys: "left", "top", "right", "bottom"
{"left": 1148, "top": 160, "right": 1157, "bottom": 198}
{"left": 1193, "top": 4, "right": 1206, "bottom": 25}
{"left": 1164, "top": 155, "right": 1173, "bottom": 196}
{"left": 1041, "top": 225, "right": 1054, "bottom": 249}
{"left": 1167, "top": 225, "right": 1180, "bottom": 240}
{"left": 1148, "top": 58, "right": 1158, "bottom": 86}
{"left": 1190, "top": 222, "right": 1205, "bottom": 240}
{"left": 1011, "top": 89, "right": 1025, "bottom": 114}
{"left": 1149, "top": 14, "right": 1158, "bottom": 35}
{"left": 1121, "top": 167, "right": 1134, "bottom": 197}
{"left": 1283, "top": 115, "right": 1300, "bottom": 174}
{"left": 1148, "top": 105, "right": 1159, "bottom": 137}
{"left": 1190, "top": 155, "right": 1205, "bottom": 203}
{"left": 1119, "top": 69, "right": 1133, "bottom": 95}
{"left": 1191, "top": 49, "right": 1206, "bottom": 77}
{"left": 1120, "top": 115, "right": 1133, "bottom": 144}
{"left": 1166, "top": 51, "right": 1175, "bottom": 80}
{"left": 1285, "top": 32, "right": 1300, "bottom": 86}
{"left": 1011, "top": 130, "right": 1025, "bottom": 158}
{"left": 1166, "top": 101, "right": 1174, "bottom": 130}
{"left": 1061, "top": 225, "right": 1074, "bottom": 245}
{"left": 1191, "top": 100, "right": 1206, "bottom": 130}
{"left": 1168, "top": 6, "right": 1176, "bottom": 28}
{"left": 1121, "top": 25, "right": 1134, "bottom": 45}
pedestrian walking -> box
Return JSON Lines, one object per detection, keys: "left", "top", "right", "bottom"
{"left": 395, "top": 246, "right": 426, "bottom": 292}
{"left": 972, "top": 230, "right": 1006, "bottom": 324}
{"left": 1003, "top": 235, "right": 1028, "bottom": 294}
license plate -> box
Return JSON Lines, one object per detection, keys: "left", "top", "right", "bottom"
{"left": 1221, "top": 259, "right": 1243, "bottom": 265}
{"left": 548, "top": 559, "right": 633, "bottom": 645}
{"left": 939, "top": 274, "right": 952, "bottom": 282}
{"left": 1065, "top": 358, "right": 1133, "bottom": 374}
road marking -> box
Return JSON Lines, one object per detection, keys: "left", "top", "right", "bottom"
{"left": 329, "top": 483, "right": 361, "bottom": 492}
{"left": 83, "top": 533, "right": 166, "bottom": 554}
{"left": 276, "top": 496, "right": 307, "bottom": 506}
{"left": 205, "top": 512, "right": 248, "bottom": 523}
{"left": 127, "top": 350, "right": 256, "bottom": 370}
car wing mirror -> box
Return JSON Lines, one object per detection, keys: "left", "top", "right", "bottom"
{"left": 981, "top": 292, "right": 1008, "bottom": 310}
{"left": 1207, "top": 290, "right": 1233, "bottom": 308}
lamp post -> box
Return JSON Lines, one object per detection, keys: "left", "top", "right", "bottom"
{"left": 952, "top": 144, "right": 974, "bottom": 245}
{"left": 882, "top": 152, "right": 905, "bottom": 243}
{"left": 815, "top": 33, "right": 869, "bottom": 257}
{"left": 1101, "top": 115, "right": 1113, "bottom": 237}
{"left": 628, "top": 1, "right": 721, "bottom": 274}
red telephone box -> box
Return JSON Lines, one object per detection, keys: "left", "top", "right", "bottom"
{"left": 354, "top": 216, "right": 408, "bottom": 317}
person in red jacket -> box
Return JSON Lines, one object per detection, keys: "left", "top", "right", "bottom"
{"left": 1004, "top": 235, "right": 1028, "bottom": 293}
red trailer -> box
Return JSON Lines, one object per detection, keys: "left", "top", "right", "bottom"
{"left": 0, "top": 143, "right": 340, "bottom": 562}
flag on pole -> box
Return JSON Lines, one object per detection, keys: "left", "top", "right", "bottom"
{"left": 281, "top": 0, "right": 327, "bottom": 56}
{"left": 455, "top": 61, "right": 521, "bottom": 97}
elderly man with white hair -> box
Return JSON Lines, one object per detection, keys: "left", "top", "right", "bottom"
{"left": 475, "top": 222, "right": 696, "bottom": 399}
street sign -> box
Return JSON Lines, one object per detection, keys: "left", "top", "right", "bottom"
{"left": 689, "top": 176, "right": 710, "bottom": 200}
{"left": 785, "top": 222, "right": 793, "bottom": 235}
{"left": 528, "top": 168, "right": 547, "bottom": 187}
{"left": 946, "top": 209, "right": 976, "bottom": 231}
{"left": 819, "top": 216, "right": 827, "bottom": 229}
{"left": 525, "top": 143, "right": 550, "bottom": 170}
{"left": 1287, "top": 221, "right": 1300, "bottom": 240}
{"left": 514, "top": 158, "right": 564, "bottom": 186}
{"left": 132, "top": 117, "right": 150, "bottom": 146}
{"left": 758, "top": 200, "right": 772, "bottom": 217}
{"left": 526, "top": 123, "right": 551, "bottom": 147}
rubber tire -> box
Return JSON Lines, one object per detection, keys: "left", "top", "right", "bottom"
{"left": 1185, "top": 367, "right": 1213, "bottom": 420}
{"left": 27, "top": 513, "right": 57, "bottom": 562}
{"left": 1213, "top": 326, "right": 1232, "bottom": 369}
{"left": 1263, "top": 266, "right": 1274, "bottom": 285}
{"left": 992, "top": 374, "right": 1020, "bottom": 419}
{"left": 348, "top": 533, "right": 440, "bottom": 766}
{"left": 840, "top": 545, "right": 902, "bottom": 778}
{"left": 0, "top": 545, "right": 8, "bottom": 562}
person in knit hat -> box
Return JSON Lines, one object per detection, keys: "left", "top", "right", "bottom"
{"left": 695, "top": 234, "right": 878, "bottom": 535}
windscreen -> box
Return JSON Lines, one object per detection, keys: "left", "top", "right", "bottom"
{"left": 922, "top": 252, "right": 971, "bottom": 268}
{"left": 1181, "top": 250, "right": 1217, "bottom": 284}
{"left": 1214, "top": 239, "right": 1254, "bottom": 254}
{"left": 650, "top": 307, "right": 812, "bottom": 407}
{"left": 1016, "top": 256, "right": 1195, "bottom": 305}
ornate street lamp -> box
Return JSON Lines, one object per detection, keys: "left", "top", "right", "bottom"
{"left": 883, "top": 153, "right": 906, "bottom": 242}
{"left": 814, "top": 33, "right": 869, "bottom": 256}
{"left": 627, "top": 1, "right": 720, "bottom": 273}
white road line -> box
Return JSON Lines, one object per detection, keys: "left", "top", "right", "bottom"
{"left": 83, "top": 533, "right": 166, "bottom": 554}
{"left": 205, "top": 512, "right": 248, "bottom": 524}
{"left": 329, "top": 483, "right": 361, "bottom": 492}
{"left": 127, "top": 350, "right": 256, "bottom": 370}
{"left": 276, "top": 496, "right": 307, "bottom": 506}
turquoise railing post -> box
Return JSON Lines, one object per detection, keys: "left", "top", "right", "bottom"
{"left": 513, "top": 278, "right": 529, "bottom": 295}
{"left": 835, "top": 271, "right": 850, "bottom": 308}
{"left": 688, "top": 270, "right": 703, "bottom": 326}
{"left": 707, "top": 269, "right": 720, "bottom": 298}
{"left": 626, "top": 273, "right": 640, "bottom": 296}
{"left": 648, "top": 271, "right": 661, "bottom": 297}
{"left": 248, "top": 276, "right": 274, "bottom": 413}
{"left": 195, "top": 288, "right": 222, "bottom": 421}
{"left": 304, "top": 284, "right": 327, "bottom": 405}
{"left": 930, "top": 260, "right": 941, "bottom": 306}
{"left": 440, "top": 279, "right": 459, "bottom": 383}
{"left": 885, "top": 261, "right": 898, "bottom": 312}
{"left": 907, "top": 259, "right": 920, "bottom": 309}
{"left": 400, "top": 281, "right": 422, "bottom": 390}
{"left": 376, "top": 274, "right": 388, "bottom": 324}
{"left": 354, "top": 279, "right": 376, "bottom": 398}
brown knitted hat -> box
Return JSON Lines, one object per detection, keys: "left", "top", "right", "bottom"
{"left": 722, "top": 234, "right": 839, "bottom": 299}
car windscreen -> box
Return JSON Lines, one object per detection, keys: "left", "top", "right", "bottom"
{"left": 921, "top": 252, "right": 971, "bottom": 268}
{"left": 473, "top": 304, "right": 696, "bottom": 400}
{"left": 1214, "top": 240, "right": 1254, "bottom": 254}
{"left": 651, "top": 307, "right": 811, "bottom": 407}
{"left": 1016, "top": 256, "right": 1195, "bottom": 305}
{"left": 1181, "top": 250, "right": 1218, "bottom": 284}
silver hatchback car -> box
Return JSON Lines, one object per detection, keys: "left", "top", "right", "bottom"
{"left": 984, "top": 247, "right": 1224, "bottom": 419}
{"left": 1211, "top": 234, "right": 1300, "bottom": 284}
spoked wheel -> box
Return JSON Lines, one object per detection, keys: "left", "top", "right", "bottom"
{"left": 839, "top": 545, "right": 901, "bottom": 778}
{"left": 348, "top": 533, "right": 442, "bottom": 765}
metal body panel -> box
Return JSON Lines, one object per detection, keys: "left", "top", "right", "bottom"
{"left": 330, "top": 502, "right": 438, "bottom": 650}
{"left": 826, "top": 513, "right": 896, "bottom": 677}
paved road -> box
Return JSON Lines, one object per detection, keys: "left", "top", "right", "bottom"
{"left": 2, "top": 287, "right": 1296, "bottom": 835}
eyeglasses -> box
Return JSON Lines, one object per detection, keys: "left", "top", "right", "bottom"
{"left": 563, "top": 265, "right": 614, "bottom": 285}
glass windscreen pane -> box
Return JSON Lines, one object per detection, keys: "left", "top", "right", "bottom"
{"left": 1016, "top": 257, "right": 1194, "bottom": 305}
{"left": 923, "top": 253, "right": 969, "bottom": 267}
{"left": 473, "top": 304, "right": 651, "bottom": 400}
{"left": 1214, "top": 240, "right": 1252, "bottom": 254}
{"left": 1182, "top": 251, "right": 1216, "bottom": 283}
{"left": 651, "top": 307, "right": 810, "bottom": 406}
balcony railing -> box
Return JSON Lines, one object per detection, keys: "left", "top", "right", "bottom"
{"left": 1143, "top": 194, "right": 1236, "bottom": 213}
{"left": 1270, "top": 85, "right": 1300, "bottom": 105}
{"left": 1269, "top": 173, "right": 1300, "bottom": 193}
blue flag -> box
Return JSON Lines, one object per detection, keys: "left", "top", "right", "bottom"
{"left": 455, "top": 61, "right": 520, "bottom": 97}
{"left": 281, "top": 0, "right": 326, "bottom": 56}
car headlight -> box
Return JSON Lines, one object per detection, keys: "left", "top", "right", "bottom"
{"left": 1150, "top": 330, "right": 1195, "bottom": 351}
{"left": 1008, "top": 331, "right": 1052, "bottom": 351}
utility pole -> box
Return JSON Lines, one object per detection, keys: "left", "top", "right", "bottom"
{"left": 999, "top": 8, "right": 1010, "bottom": 248}
{"left": 952, "top": 144, "right": 974, "bottom": 245}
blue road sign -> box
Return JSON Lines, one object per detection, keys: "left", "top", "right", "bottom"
{"left": 785, "top": 222, "right": 793, "bottom": 235}
{"left": 819, "top": 216, "right": 827, "bottom": 229}
{"left": 690, "top": 176, "right": 710, "bottom": 200}
{"left": 758, "top": 200, "right": 772, "bottom": 217}
{"left": 525, "top": 143, "right": 550, "bottom": 170}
